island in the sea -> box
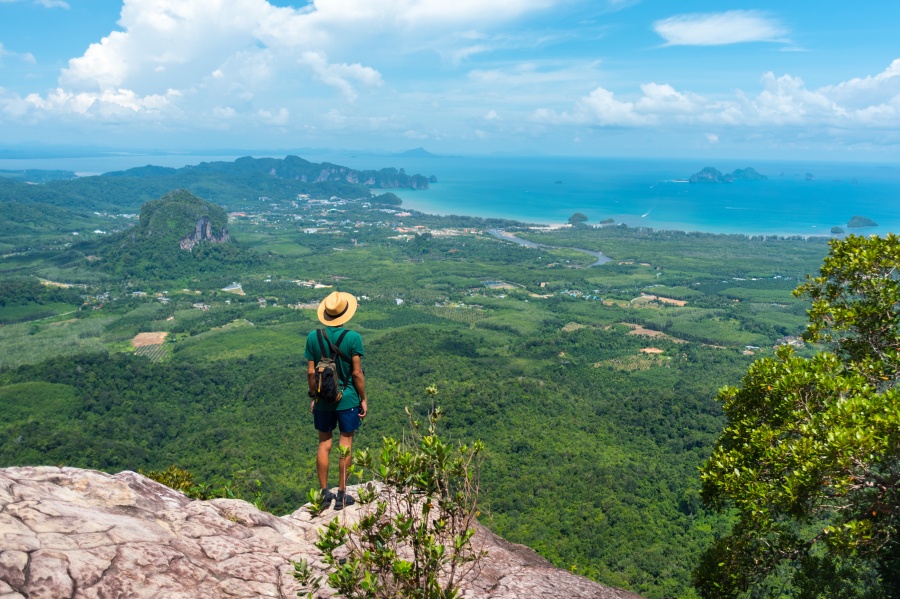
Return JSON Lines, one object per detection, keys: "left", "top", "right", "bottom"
{"left": 689, "top": 166, "right": 768, "bottom": 183}
{"left": 848, "top": 215, "right": 879, "bottom": 228}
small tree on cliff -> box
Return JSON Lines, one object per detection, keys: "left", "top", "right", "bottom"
{"left": 295, "top": 387, "right": 485, "bottom": 599}
{"left": 695, "top": 234, "right": 900, "bottom": 598}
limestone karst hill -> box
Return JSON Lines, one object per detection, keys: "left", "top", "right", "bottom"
{"left": 0, "top": 466, "right": 644, "bottom": 599}
{"left": 136, "top": 189, "right": 230, "bottom": 247}
{"left": 95, "top": 189, "right": 257, "bottom": 278}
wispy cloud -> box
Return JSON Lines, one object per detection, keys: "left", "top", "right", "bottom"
{"left": 605, "top": 0, "right": 639, "bottom": 12}
{"left": 0, "top": 42, "right": 37, "bottom": 65}
{"left": 0, "top": 0, "right": 70, "bottom": 7}
{"left": 299, "top": 51, "right": 383, "bottom": 101}
{"left": 653, "top": 10, "right": 788, "bottom": 46}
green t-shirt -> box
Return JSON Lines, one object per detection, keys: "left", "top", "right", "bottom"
{"left": 304, "top": 326, "right": 364, "bottom": 411}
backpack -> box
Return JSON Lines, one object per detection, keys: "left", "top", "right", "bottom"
{"left": 313, "top": 329, "right": 350, "bottom": 404}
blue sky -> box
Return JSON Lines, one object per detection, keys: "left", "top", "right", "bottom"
{"left": 1, "top": 0, "right": 899, "bottom": 159}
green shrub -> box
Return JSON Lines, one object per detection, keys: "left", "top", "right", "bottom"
{"left": 296, "top": 394, "right": 485, "bottom": 599}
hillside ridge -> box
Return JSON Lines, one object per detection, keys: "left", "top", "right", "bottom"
{"left": 0, "top": 155, "right": 432, "bottom": 213}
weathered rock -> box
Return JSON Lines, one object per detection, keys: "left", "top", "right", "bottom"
{"left": 0, "top": 467, "right": 644, "bottom": 598}
{"left": 179, "top": 216, "right": 230, "bottom": 251}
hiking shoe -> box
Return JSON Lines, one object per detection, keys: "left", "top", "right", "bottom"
{"left": 333, "top": 491, "right": 355, "bottom": 511}
{"left": 321, "top": 488, "right": 336, "bottom": 509}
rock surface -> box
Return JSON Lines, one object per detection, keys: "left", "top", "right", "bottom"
{"left": 0, "top": 467, "right": 644, "bottom": 598}
{"left": 179, "top": 216, "right": 230, "bottom": 251}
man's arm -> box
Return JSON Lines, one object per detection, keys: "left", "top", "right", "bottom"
{"left": 351, "top": 354, "right": 367, "bottom": 417}
{"left": 308, "top": 360, "right": 316, "bottom": 413}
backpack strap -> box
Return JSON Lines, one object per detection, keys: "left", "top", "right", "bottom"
{"left": 329, "top": 329, "right": 351, "bottom": 363}
{"left": 316, "top": 329, "right": 351, "bottom": 362}
{"left": 317, "top": 328, "right": 352, "bottom": 386}
{"left": 316, "top": 329, "right": 330, "bottom": 358}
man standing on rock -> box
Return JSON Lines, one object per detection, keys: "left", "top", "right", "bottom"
{"left": 305, "top": 291, "right": 368, "bottom": 510}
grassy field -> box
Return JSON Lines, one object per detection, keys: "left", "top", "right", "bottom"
{"left": 0, "top": 315, "right": 111, "bottom": 368}
{"left": 0, "top": 302, "right": 78, "bottom": 324}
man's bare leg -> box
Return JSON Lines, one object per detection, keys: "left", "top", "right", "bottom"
{"left": 338, "top": 431, "right": 354, "bottom": 490}
{"left": 317, "top": 431, "right": 333, "bottom": 490}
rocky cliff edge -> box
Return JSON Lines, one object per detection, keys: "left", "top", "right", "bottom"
{"left": 0, "top": 466, "right": 644, "bottom": 599}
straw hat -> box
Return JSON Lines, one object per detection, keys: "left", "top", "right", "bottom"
{"left": 317, "top": 291, "right": 358, "bottom": 326}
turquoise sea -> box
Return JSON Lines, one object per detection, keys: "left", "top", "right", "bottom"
{"left": 3, "top": 153, "right": 899, "bottom": 236}
{"left": 375, "top": 156, "right": 900, "bottom": 237}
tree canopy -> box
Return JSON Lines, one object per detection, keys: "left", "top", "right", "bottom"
{"left": 696, "top": 234, "right": 900, "bottom": 598}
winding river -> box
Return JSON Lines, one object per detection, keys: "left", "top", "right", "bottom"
{"left": 488, "top": 229, "right": 612, "bottom": 266}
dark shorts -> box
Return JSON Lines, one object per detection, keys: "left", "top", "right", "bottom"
{"left": 314, "top": 407, "right": 362, "bottom": 434}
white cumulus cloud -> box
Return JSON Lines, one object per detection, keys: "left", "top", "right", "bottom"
{"left": 819, "top": 58, "right": 900, "bottom": 110}
{"left": 25, "top": 87, "right": 181, "bottom": 117}
{"left": 60, "top": 0, "right": 276, "bottom": 93}
{"left": 575, "top": 87, "right": 647, "bottom": 125}
{"left": 635, "top": 83, "right": 703, "bottom": 114}
{"left": 59, "top": 0, "right": 554, "bottom": 96}
{"left": 19, "top": 0, "right": 556, "bottom": 132}
{"left": 0, "top": 87, "right": 33, "bottom": 119}
{"left": 653, "top": 11, "right": 787, "bottom": 46}
{"left": 532, "top": 86, "right": 650, "bottom": 126}
{"left": 532, "top": 59, "right": 900, "bottom": 135}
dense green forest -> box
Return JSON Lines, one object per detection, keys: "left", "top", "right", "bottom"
{"left": 0, "top": 158, "right": 841, "bottom": 598}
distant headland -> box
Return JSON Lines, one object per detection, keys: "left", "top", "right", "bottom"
{"left": 689, "top": 166, "right": 768, "bottom": 183}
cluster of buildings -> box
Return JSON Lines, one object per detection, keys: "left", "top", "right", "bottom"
{"left": 225, "top": 193, "right": 488, "bottom": 243}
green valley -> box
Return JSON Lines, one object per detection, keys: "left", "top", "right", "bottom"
{"left": 0, "top": 157, "right": 838, "bottom": 598}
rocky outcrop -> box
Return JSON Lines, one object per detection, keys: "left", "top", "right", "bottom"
{"left": 688, "top": 167, "right": 726, "bottom": 183}
{"left": 689, "top": 166, "right": 767, "bottom": 183}
{"left": 847, "top": 215, "right": 878, "bottom": 228}
{"left": 730, "top": 167, "right": 767, "bottom": 181}
{"left": 180, "top": 216, "right": 230, "bottom": 251}
{"left": 0, "top": 467, "right": 644, "bottom": 599}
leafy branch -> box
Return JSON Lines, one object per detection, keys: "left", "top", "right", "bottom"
{"left": 296, "top": 386, "right": 486, "bottom": 599}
